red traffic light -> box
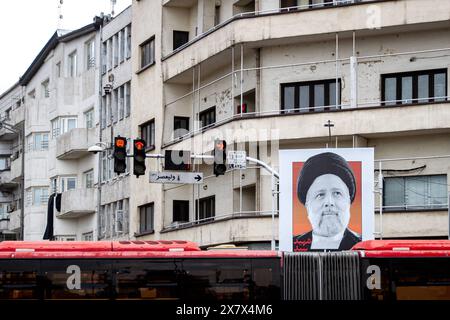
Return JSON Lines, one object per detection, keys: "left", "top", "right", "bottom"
{"left": 134, "top": 141, "right": 145, "bottom": 151}
{"left": 115, "top": 137, "right": 126, "bottom": 148}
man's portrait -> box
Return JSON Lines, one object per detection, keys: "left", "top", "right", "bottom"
{"left": 278, "top": 148, "right": 374, "bottom": 253}
{"left": 292, "top": 152, "right": 361, "bottom": 251}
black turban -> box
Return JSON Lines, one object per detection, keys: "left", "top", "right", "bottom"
{"left": 297, "top": 152, "right": 356, "bottom": 204}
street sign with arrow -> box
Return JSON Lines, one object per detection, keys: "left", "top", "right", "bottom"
{"left": 149, "top": 171, "right": 203, "bottom": 184}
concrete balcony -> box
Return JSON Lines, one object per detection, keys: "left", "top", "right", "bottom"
{"left": 162, "top": 0, "right": 450, "bottom": 80}
{"left": 58, "top": 188, "right": 97, "bottom": 219}
{"left": 8, "top": 209, "right": 21, "bottom": 232}
{"left": 10, "top": 106, "right": 25, "bottom": 126}
{"left": 10, "top": 154, "right": 22, "bottom": 183}
{"left": 0, "top": 170, "right": 19, "bottom": 191}
{"left": 163, "top": 101, "right": 450, "bottom": 149}
{"left": 158, "top": 214, "right": 277, "bottom": 247}
{"left": 0, "top": 126, "right": 18, "bottom": 141}
{"left": 56, "top": 128, "right": 96, "bottom": 160}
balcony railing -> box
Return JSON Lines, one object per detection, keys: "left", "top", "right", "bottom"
{"left": 161, "top": 210, "right": 277, "bottom": 232}
{"left": 163, "top": 46, "right": 450, "bottom": 146}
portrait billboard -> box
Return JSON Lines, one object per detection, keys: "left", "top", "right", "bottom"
{"left": 279, "top": 148, "right": 374, "bottom": 252}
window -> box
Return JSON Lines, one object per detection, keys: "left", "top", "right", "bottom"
{"left": 56, "top": 62, "right": 61, "bottom": 78}
{"left": 82, "top": 232, "right": 93, "bottom": 241}
{"left": 383, "top": 175, "right": 447, "bottom": 211}
{"left": 195, "top": 196, "right": 215, "bottom": 223}
{"left": 84, "top": 170, "right": 94, "bottom": 188}
{"left": 27, "top": 133, "right": 49, "bottom": 151}
{"left": 0, "top": 157, "right": 10, "bottom": 171}
{"left": 68, "top": 51, "right": 77, "bottom": 77}
{"left": 107, "top": 39, "right": 112, "bottom": 70}
{"left": 84, "top": 108, "right": 94, "bottom": 129}
{"left": 125, "top": 82, "right": 131, "bottom": 117}
{"left": 119, "top": 29, "right": 125, "bottom": 63}
{"left": 139, "top": 203, "right": 154, "bottom": 234}
{"left": 113, "top": 34, "right": 119, "bottom": 67}
{"left": 54, "top": 235, "right": 76, "bottom": 241}
{"left": 126, "top": 25, "right": 131, "bottom": 59}
{"left": 41, "top": 80, "right": 50, "bottom": 98}
{"left": 140, "top": 37, "right": 155, "bottom": 69}
{"left": 86, "top": 38, "right": 95, "bottom": 70}
{"left": 28, "top": 89, "right": 36, "bottom": 100}
{"left": 0, "top": 203, "right": 8, "bottom": 220}
{"left": 382, "top": 69, "right": 448, "bottom": 105}
{"left": 174, "top": 116, "right": 189, "bottom": 138}
{"left": 199, "top": 107, "right": 216, "bottom": 128}
{"left": 112, "top": 88, "right": 118, "bottom": 123}
{"left": 173, "top": 200, "right": 189, "bottom": 222}
{"left": 101, "top": 96, "right": 107, "bottom": 128}
{"left": 281, "top": 79, "right": 341, "bottom": 112}
{"left": 102, "top": 42, "right": 107, "bottom": 74}
{"left": 140, "top": 119, "right": 155, "bottom": 150}
{"left": 116, "top": 200, "right": 124, "bottom": 234}
{"left": 31, "top": 187, "right": 49, "bottom": 206}
{"left": 173, "top": 31, "right": 189, "bottom": 50}
{"left": 60, "top": 176, "right": 77, "bottom": 192}
{"left": 118, "top": 85, "right": 124, "bottom": 120}
{"left": 51, "top": 177, "right": 58, "bottom": 194}
{"left": 51, "top": 117, "right": 77, "bottom": 138}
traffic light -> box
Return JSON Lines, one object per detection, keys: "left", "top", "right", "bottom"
{"left": 133, "top": 139, "right": 146, "bottom": 178}
{"left": 113, "top": 136, "right": 127, "bottom": 174}
{"left": 213, "top": 139, "right": 227, "bottom": 177}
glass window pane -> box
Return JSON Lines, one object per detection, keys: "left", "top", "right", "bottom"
{"left": 434, "top": 73, "right": 446, "bottom": 102}
{"left": 329, "top": 82, "right": 339, "bottom": 108}
{"left": 283, "top": 86, "right": 295, "bottom": 110}
{"left": 299, "top": 86, "right": 309, "bottom": 112}
{"left": 418, "top": 75, "right": 429, "bottom": 103}
{"left": 384, "top": 177, "right": 405, "bottom": 210}
{"left": 429, "top": 175, "right": 447, "bottom": 208}
{"left": 385, "top": 77, "right": 397, "bottom": 105}
{"left": 67, "top": 178, "right": 76, "bottom": 190}
{"left": 405, "top": 176, "right": 427, "bottom": 210}
{"left": 401, "top": 76, "right": 413, "bottom": 104}
{"left": 314, "top": 84, "right": 325, "bottom": 111}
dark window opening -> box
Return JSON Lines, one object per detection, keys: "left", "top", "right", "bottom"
{"left": 199, "top": 107, "right": 216, "bottom": 129}
{"left": 173, "top": 31, "right": 189, "bottom": 51}
{"left": 174, "top": 116, "right": 189, "bottom": 139}
{"left": 173, "top": 200, "right": 189, "bottom": 222}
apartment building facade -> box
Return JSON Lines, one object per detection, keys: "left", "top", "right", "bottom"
{"left": 98, "top": 6, "right": 133, "bottom": 240}
{"left": 131, "top": 0, "right": 450, "bottom": 248}
{"left": 0, "top": 83, "right": 24, "bottom": 240}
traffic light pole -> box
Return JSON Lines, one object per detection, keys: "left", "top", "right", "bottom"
{"left": 145, "top": 153, "right": 279, "bottom": 251}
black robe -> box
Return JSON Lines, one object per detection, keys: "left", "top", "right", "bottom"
{"left": 293, "top": 228, "right": 361, "bottom": 252}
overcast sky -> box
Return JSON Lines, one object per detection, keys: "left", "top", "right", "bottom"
{"left": 0, "top": 0, "right": 131, "bottom": 94}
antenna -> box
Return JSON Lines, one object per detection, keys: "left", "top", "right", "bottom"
{"left": 110, "top": 0, "right": 117, "bottom": 16}
{"left": 57, "top": 0, "right": 64, "bottom": 29}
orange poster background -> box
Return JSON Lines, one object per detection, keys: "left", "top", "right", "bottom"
{"left": 292, "top": 161, "right": 362, "bottom": 236}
